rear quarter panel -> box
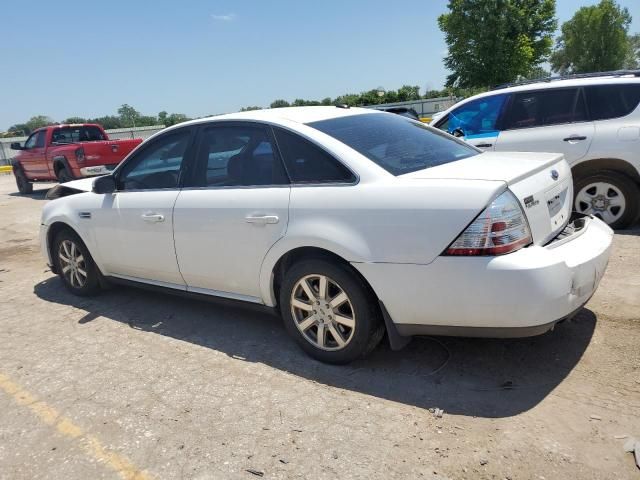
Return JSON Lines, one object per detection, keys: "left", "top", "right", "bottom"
{"left": 259, "top": 179, "right": 505, "bottom": 305}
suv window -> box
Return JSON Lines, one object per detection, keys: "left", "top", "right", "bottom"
{"left": 52, "top": 126, "right": 106, "bottom": 143}
{"left": 273, "top": 128, "right": 355, "bottom": 183}
{"left": 437, "top": 94, "right": 508, "bottom": 137}
{"left": 309, "top": 113, "right": 478, "bottom": 176}
{"left": 192, "top": 125, "right": 288, "bottom": 187}
{"left": 585, "top": 84, "right": 640, "bottom": 121}
{"left": 503, "top": 88, "right": 586, "bottom": 130}
{"left": 118, "top": 129, "right": 191, "bottom": 190}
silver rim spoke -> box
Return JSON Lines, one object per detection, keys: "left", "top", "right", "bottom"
{"left": 290, "top": 274, "right": 356, "bottom": 351}
{"left": 58, "top": 239, "right": 87, "bottom": 288}
{"left": 575, "top": 181, "right": 626, "bottom": 225}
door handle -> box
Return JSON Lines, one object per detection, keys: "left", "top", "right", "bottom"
{"left": 141, "top": 212, "right": 165, "bottom": 222}
{"left": 476, "top": 143, "right": 493, "bottom": 148}
{"left": 563, "top": 136, "right": 587, "bottom": 142}
{"left": 245, "top": 215, "right": 279, "bottom": 225}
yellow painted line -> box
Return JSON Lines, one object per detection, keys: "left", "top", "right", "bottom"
{"left": 0, "top": 165, "right": 12, "bottom": 173}
{"left": 0, "top": 372, "right": 152, "bottom": 480}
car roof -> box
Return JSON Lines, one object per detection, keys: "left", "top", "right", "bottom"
{"left": 176, "top": 106, "right": 379, "bottom": 130}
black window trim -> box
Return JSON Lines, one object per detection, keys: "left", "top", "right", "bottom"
{"left": 501, "top": 86, "right": 590, "bottom": 132}
{"left": 111, "top": 125, "right": 197, "bottom": 193}
{"left": 271, "top": 125, "right": 360, "bottom": 188}
{"left": 180, "top": 120, "right": 292, "bottom": 191}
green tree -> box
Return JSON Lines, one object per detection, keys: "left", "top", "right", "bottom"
{"left": 321, "top": 97, "right": 333, "bottom": 106}
{"left": 158, "top": 111, "right": 168, "bottom": 125}
{"left": 438, "top": 0, "right": 556, "bottom": 88}
{"left": 551, "top": 0, "right": 634, "bottom": 74}
{"left": 623, "top": 32, "right": 639, "bottom": 69}
{"left": 164, "top": 113, "right": 189, "bottom": 127}
{"left": 396, "top": 85, "right": 421, "bottom": 101}
{"left": 117, "top": 104, "right": 140, "bottom": 127}
{"left": 63, "top": 116, "right": 87, "bottom": 124}
{"left": 270, "top": 99, "right": 290, "bottom": 108}
{"left": 26, "top": 115, "right": 55, "bottom": 132}
{"left": 7, "top": 123, "right": 31, "bottom": 136}
{"left": 240, "top": 106, "right": 262, "bottom": 111}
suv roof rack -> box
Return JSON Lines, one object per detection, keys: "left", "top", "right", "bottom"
{"left": 492, "top": 69, "right": 640, "bottom": 90}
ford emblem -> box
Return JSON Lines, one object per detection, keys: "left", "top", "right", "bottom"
{"left": 551, "top": 169, "right": 559, "bottom": 181}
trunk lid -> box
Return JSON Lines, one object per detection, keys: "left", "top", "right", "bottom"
{"left": 402, "top": 152, "right": 573, "bottom": 245}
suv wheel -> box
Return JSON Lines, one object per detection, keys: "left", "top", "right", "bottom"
{"left": 57, "top": 166, "right": 73, "bottom": 183}
{"left": 53, "top": 230, "right": 101, "bottom": 296}
{"left": 280, "top": 259, "right": 384, "bottom": 364}
{"left": 574, "top": 171, "right": 640, "bottom": 229}
{"left": 14, "top": 168, "right": 33, "bottom": 194}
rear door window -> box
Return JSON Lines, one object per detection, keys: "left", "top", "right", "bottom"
{"left": 585, "top": 84, "right": 640, "bottom": 121}
{"left": 192, "top": 124, "right": 288, "bottom": 187}
{"left": 51, "top": 126, "right": 106, "bottom": 143}
{"left": 503, "top": 88, "right": 584, "bottom": 129}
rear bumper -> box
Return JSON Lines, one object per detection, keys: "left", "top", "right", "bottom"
{"left": 353, "top": 216, "right": 613, "bottom": 337}
{"left": 79, "top": 164, "right": 117, "bottom": 177}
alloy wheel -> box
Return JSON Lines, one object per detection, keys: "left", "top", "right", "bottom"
{"left": 290, "top": 274, "right": 356, "bottom": 351}
{"left": 58, "top": 239, "right": 88, "bottom": 288}
{"left": 574, "top": 181, "right": 626, "bottom": 225}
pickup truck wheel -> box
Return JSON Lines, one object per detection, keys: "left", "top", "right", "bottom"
{"left": 280, "top": 259, "right": 384, "bottom": 364}
{"left": 574, "top": 171, "right": 639, "bottom": 229}
{"left": 14, "top": 168, "right": 33, "bottom": 194}
{"left": 53, "top": 230, "right": 101, "bottom": 296}
{"left": 57, "top": 166, "right": 74, "bottom": 183}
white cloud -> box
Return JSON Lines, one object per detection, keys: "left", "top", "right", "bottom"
{"left": 211, "top": 13, "right": 236, "bottom": 22}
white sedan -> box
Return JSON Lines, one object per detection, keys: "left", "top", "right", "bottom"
{"left": 40, "top": 107, "right": 613, "bottom": 363}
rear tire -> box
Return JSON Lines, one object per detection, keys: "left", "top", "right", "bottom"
{"left": 574, "top": 171, "right": 639, "bottom": 229}
{"left": 57, "top": 166, "right": 74, "bottom": 183}
{"left": 53, "top": 229, "right": 101, "bottom": 296}
{"left": 14, "top": 168, "right": 33, "bottom": 194}
{"left": 279, "top": 258, "right": 384, "bottom": 364}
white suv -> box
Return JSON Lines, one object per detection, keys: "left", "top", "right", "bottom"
{"left": 431, "top": 72, "right": 640, "bottom": 229}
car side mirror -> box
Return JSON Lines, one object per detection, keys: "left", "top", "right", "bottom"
{"left": 10, "top": 142, "right": 24, "bottom": 150}
{"left": 93, "top": 175, "right": 116, "bottom": 194}
{"left": 451, "top": 128, "right": 465, "bottom": 138}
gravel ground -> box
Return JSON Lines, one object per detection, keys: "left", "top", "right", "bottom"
{"left": 0, "top": 173, "right": 639, "bottom": 480}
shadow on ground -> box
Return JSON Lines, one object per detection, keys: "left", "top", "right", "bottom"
{"left": 8, "top": 187, "right": 51, "bottom": 200}
{"left": 34, "top": 276, "right": 596, "bottom": 419}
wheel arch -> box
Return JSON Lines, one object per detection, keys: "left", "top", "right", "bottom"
{"left": 52, "top": 156, "right": 71, "bottom": 176}
{"left": 263, "top": 245, "right": 381, "bottom": 311}
{"left": 571, "top": 158, "right": 640, "bottom": 185}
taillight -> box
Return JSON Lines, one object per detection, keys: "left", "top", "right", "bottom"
{"left": 444, "top": 190, "right": 532, "bottom": 256}
{"left": 74, "top": 147, "right": 85, "bottom": 164}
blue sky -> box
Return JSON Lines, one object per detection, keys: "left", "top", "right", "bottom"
{"left": 1, "top": 0, "right": 638, "bottom": 130}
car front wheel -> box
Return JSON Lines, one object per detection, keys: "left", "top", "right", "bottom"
{"left": 53, "top": 230, "right": 101, "bottom": 296}
{"left": 280, "top": 259, "right": 383, "bottom": 364}
{"left": 574, "top": 171, "right": 640, "bottom": 229}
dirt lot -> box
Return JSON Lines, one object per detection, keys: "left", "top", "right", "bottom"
{"left": 0, "top": 173, "right": 638, "bottom": 480}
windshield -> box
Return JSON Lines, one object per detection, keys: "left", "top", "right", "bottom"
{"left": 51, "top": 126, "right": 106, "bottom": 144}
{"left": 308, "top": 113, "right": 479, "bottom": 176}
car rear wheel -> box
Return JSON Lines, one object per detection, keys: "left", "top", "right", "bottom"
{"left": 280, "top": 259, "right": 383, "bottom": 364}
{"left": 14, "top": 168, "right": 33, "bottom": 194}
{"left": 53, "top": 230, "right": 101, "bottom": 296}
{"left": 574, "top": 171, "right": 639, "bottom": 229}
{"left": 57, "top": 166, "right": 74, "bottom": 183}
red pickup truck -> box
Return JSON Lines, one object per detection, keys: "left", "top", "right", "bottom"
{"left": 11, "top": 124, "right": 142, "bottom": 194}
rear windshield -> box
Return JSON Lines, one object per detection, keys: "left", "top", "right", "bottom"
{"left": 51, "top": 126, "right": 106, "bottom": 144}
{"left": 308, "top": 113, "right": 478, "bottom": 176}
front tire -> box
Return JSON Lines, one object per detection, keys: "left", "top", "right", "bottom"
{"left": 14, "top": 168, "right": 33, "bottom": 194}
{"left": 53, "top": 230, "right": 101, "bottom": 296}
{"left": 279, "top": 259, "right": 383, "bottom": 364}
{"left": 574, "top": 171, "right": 640, "bottom": 229}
